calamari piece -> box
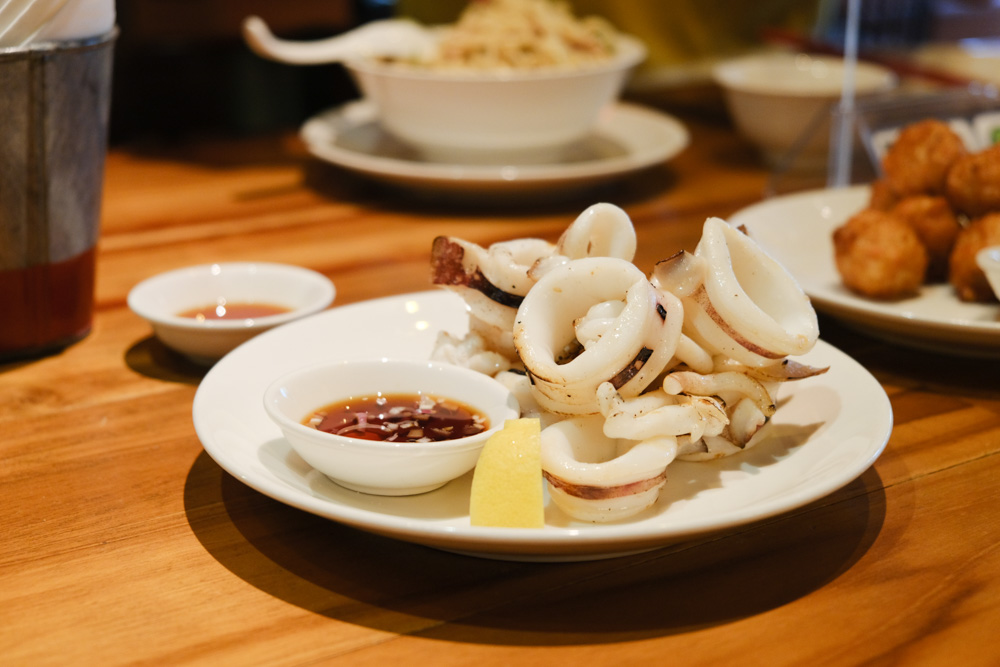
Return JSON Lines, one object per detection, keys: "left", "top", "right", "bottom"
{"left": 432, "top": 235, "right": 556, "bottom": 358}
{"left": 661, "top": 369, "right": 776, "bottom": 455}
{"left": 514, "top": 257, "right": 683, "bottom": 415}
{"left": 631, "top": 257, "right": 714, "bottom": 371}
{"left": 596, "top": 382, "right": 727, "bottom": 443}
{"left": 661, "top": 370, "right": 776, "bottom": 419}
{"left": 527, "top": 202, "right": 638, "bottom": 283}
{"left": 493, "top": 370, "right": 563, "bottom": 429}
{"left": 672, "top": 399, "right": 771, "bottom": 461}
{"left": 680, "top": 433, "right": 752, "bottom": 461}
{"left": 540, "top": 415, "right": 678, "bottom": 522}
{"left": 654, "top": 218, "right": 819, "bottom": 367}
{"left": 674, "top": 399, "right": 768, "bottom": 460}
{"left": 526, "top": 254, "right": 570, "bottom": 283}
{"left": 431, "top": 235, "right": 553, "bottom": 302}
{"left": 670, "top": 334, "right": 715, "bottom": 374}
{"left": 713, "top": 356, "right": 829, "bottom": 382}
{"left": 430, "top": 331, "right": 513, "bottom": 377}
{"left": 651, "top": 249, "right": 704, "bottom": 297}
{"left": 556, "top": 202, "right": 637, "bottom": 262}
{"left": 668, "top": 359, "right": 827, "bottom": 460}
{"left": 724, "top": 398, "right": 769, "bottom": 447}
{"left": 432, "top": 203, "right": 640, "bottom": 358}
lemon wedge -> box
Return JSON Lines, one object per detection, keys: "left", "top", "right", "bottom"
{"left": 469, "top": 418, "right": 544, "bottom": 528}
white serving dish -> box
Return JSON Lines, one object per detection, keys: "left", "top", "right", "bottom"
{"left": 344, "top": 34, "right": 646, "bottom": 163}
{"left": 263, "top": 358, "right": 519, "bottom": 496}
{"left": 193, "top": 291, "right": 892, "bottom": 561}
{"left": 730, "top": 185, "right": 1000, "bottom": 357}
{"left": 713, "top": 52, "right": 897, "bottom": 167}
{"left": 127, "top": 262, "right": 335, "bottom": 365}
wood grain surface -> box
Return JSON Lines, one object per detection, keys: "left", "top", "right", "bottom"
{"left": 3, "top": 100, "right": 999, "bottom": 666}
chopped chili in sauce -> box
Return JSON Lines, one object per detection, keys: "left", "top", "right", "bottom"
{"left": 305, "top": 393, "right": 488, "bottom": 442}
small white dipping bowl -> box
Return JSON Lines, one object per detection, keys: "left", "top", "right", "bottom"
{"left": 713, "top": 52, "right": 897, "bottom": 167}
{"left": 264, "top": 359, "right": 520, "bottom": 496}
{"left": 343, "top": 34, "right": 646, "bottom": 163}
{"left": 128, "top": 262, "right": 335, "bottom": 365}
{"left": 976, "top": 246, "right": 1000, "bottom": 301}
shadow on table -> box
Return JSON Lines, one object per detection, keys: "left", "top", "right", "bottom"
{"left": 301, "top": 158, "right": 683, "bottom": 219}
{"left": 183, "top": 450, "right": 886, "bottom": 643}
{"left": 124, "top": 336, "right": 208, "bottom": 385}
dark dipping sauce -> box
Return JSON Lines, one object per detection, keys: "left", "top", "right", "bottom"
{"left": 177, "top": 301, "right": 291, "bottom": 321}
{"left": 305, "top": 393, "right": 488, "bottom": 443}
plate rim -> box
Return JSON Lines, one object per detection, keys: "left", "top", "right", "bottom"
{"left": 299, "top": 100, "right": 690, "bottom": 188}
{"left": 193, "top": 290, "right": 892, "bottom": 560}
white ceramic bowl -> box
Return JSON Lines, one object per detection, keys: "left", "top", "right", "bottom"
{"left": 128, "top": 262, "right": 335, "bottom": 365}
{"left": 263, "top": 359, "right": 520, "bottom": 496}
{"left": 713, "top": 52, "right": 897, "bottom": 166}
{"left": 976, "top": 246, "right": 1000, "bottom": 301}
{"left": 343, "top": 34, "right": 646, "bottom": 163}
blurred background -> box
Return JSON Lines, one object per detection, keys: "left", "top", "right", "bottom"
{"left": 109, "top": 0, "right": 1000, "bottom": 144}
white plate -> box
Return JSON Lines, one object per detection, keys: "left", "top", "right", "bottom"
{"left": 193, "top": 291, "right": 892, "bottom": 561}
{"left": 731, "top": 185, "right": 1000, "bottom": 358}
{"left": 299, "top": 101, "right": 689, "bottom": 198}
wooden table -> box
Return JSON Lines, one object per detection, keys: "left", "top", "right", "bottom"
{"left": 4, "top": 97, "right": 1000, "bottom": 666}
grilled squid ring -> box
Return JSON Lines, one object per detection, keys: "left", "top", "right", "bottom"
{"left": 556, "top": 202, "right": 637, "bottom": 263}
{"left": 528, "top": 203, "right": 639, "bottom": 283}
{"left": 669, "top": 334, "right": 715, "bottom": 374}
{"left": 596, "top": 382, "right": 728, "bottom": 443}
{"left": 661, "top": 370, "right": 776, "bottom": 457}
{"left": 492, "top": 369, "right": 563, "bottom": 429}
{"left": 514, "top": 257, "right": 683, "bottom": 415}
{"left": 652, "top": 218, "right": 819, "bottom": 367}
{"left": 432, "top": 236, "right": 555, "bottom": 358}
{"left": 430, "top": 330, "right": 513, "bottom": 377}
{"left": 432, "top": 236, "right": 554, "bottom": 302}
{"left": 432, "top": 204, "right": 640, "bottom": 360}
{"left": 661, "top": 370, "right": 776, "bottom": 418}
{"left": 679, "top": 433, "right": 753, "bottom": 461}
{"left": 540, "top": 415, "right": 678, "bottom": 522}
{"left": 669, "top": 359, "right": 829, "bottom": 460}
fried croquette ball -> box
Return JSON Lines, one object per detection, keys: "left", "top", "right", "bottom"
{"left": 868, "top": 179, "right": 899, "bottom": 211}
{"left": 944, "top": 143, "right": 1000, "bottom": 218}
{"left": 882, "top": 120, "right": 967, "bottom": 197}
{"left": 949, "top": 212, "right": 1000, "bottom": 302}
{"left": 834, "top": 209, "right": 929, "bottom": 299}
{"left": 891, "top": 195, "right": 962, "bottom": 281}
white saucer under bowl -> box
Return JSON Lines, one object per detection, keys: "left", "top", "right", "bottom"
{"left": 300, "top": 101, "right": 689, "bottom": 198}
